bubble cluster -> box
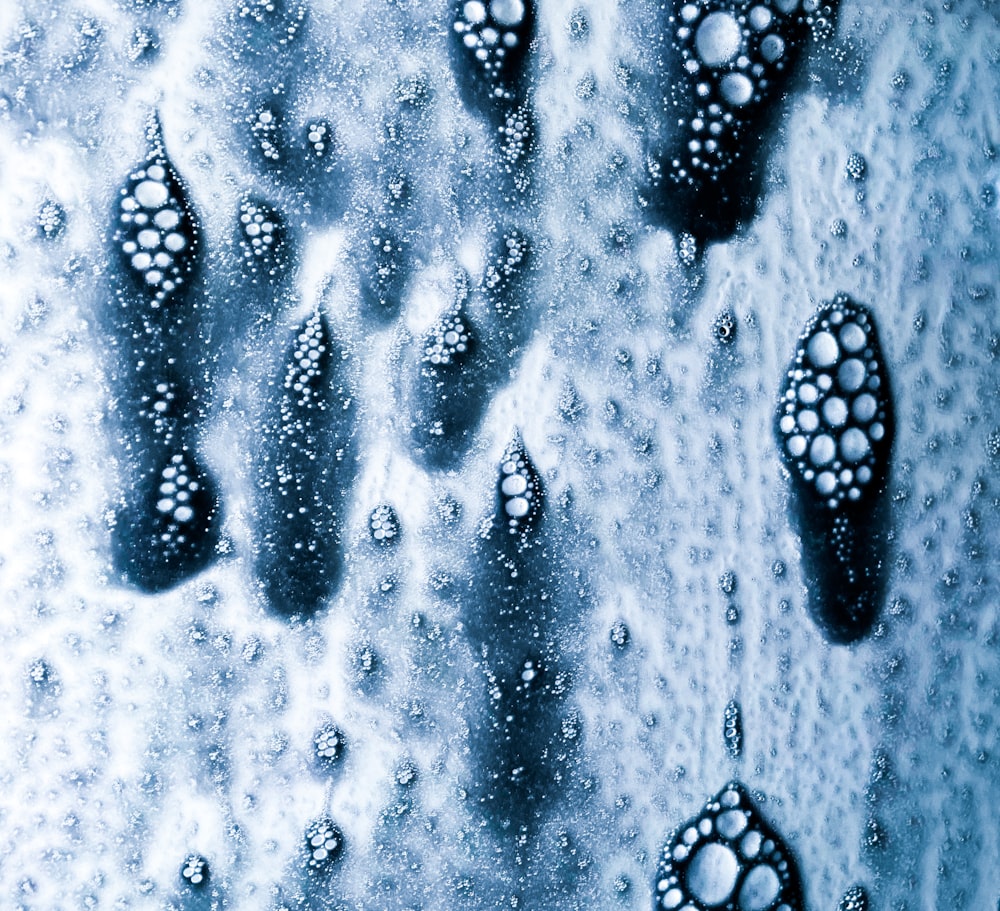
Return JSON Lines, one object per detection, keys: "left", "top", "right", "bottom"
{"left": 723, "top": 699, "right": 742, "bottom": 759}
{"left": 777, "top": 296, "right": 892, "bottom": 509}
{"left": 499, "top": 104, "right": 533, "bottom": 176}
{"left": 237, "top": 196, "right": 284, "bottom": 274}
{"left": 283, "top": 312, "right": 328, "bottom": 408}
{"left": 665, "top": 0, "right": 810, "bottom": 184}
{"left": 838, "top": 885, "right": 869, "bottom": 911}
{"left": 313, "top": 722, "right": 345, "bottom": 766}
{"left": 155, "top": 453, "right": 203, "bottom": 532}
{"left": 180, "top": 855, "right": 209, "bottom": 888}
{"left": 654, "top": 781, "right": 803, "bottom": 911}
{"left": 114, "top": 153, "right": 196, "bottom": 304}
{"left": 714, "top": 310, "right": 738, "bottom": 344}
{"left": 423, "top": 308, "right": 471, "bottom": 366}
{"left": 369, "top": 504, "right": 400, "bottom": 545}
{"left": 36, "top": 199, "right": 66, "bottom": 241}
{"left": 251, "top": 105, "right": 282, "bottom": 164}
{"left": 304, "top": 816, "right": 343, "bottom": 872}
{"left": 484, "top": 230, "right": 529, "bottom": 295}
{"left": 497, "top": 436, "right": 542, "bottom": 538}
{"left": 304, "top": 120, "right": 333, "bottom": 158}
{"left": 453, "top": 0, "right": 530, "bottom": 103}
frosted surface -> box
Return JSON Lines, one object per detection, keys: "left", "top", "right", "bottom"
{"left": 0, "top": 0, "right": 999, "bottom": 910}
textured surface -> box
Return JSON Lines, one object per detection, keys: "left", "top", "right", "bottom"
{"left": 0, "top": 1, "right": 999, "bottom": 909}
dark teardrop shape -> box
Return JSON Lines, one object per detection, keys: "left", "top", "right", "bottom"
{"left": 252, "top": 311, "right": 355, "bottom": 616}
{"left": 652, "top": 781, "right": 804, "bottom": 911}
{"left": 838, "top": 884, "right": 870, "bottom": 911}
{"left": 775, "top": 294, "right": 894, "bottom": 644}
{"left": 644, "top": 0, "right": 839, "bottom": 243}
{"left": 111, "top": 132, "right": 200, "bottom": 308}
{"left": 451, "top": 0, "right": 535, "bottom": 124}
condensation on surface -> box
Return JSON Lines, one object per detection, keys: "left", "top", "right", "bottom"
{"left": 0, "top": 0, "right": 998, "bottom": 909}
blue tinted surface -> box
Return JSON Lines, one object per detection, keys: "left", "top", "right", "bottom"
{"left": 0, "top": 1, "right": 999, "bottom": 909}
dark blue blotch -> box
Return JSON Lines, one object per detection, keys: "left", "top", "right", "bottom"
{"left": 450, "top": 0, "right": 535, "bottom": 126}
{"left": 251, "top": 311, "right": 357, "bottom": 617}
{"left": 643, "top": 0, "right": 839, "bottom": 243}
{"left": 464, "top": 439, "right": 577, "bottom": 833}
{"left": 112, "top": 442, "right": 221, "bottom": 594}
{"left": 236, "top": 194, "right": 290, "bottom": 286}
{"left": 354, "top": 222, "right": 413, "bottom": 325}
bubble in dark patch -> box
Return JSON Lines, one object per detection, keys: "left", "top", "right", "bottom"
{"left": 110, "top": 120, "right": 200, "bottom": 306}
{"left": 610, "top": 619, "right": 630, "bottom": 649}
{"left": 249, "top": 99, "right": 285, "bottom": 170}
{"left": 723, "top": 699, "right": 742, "bottom": 759}
{"left": 369, "top": 504, "right": 400, "bottom": 545}
{"left": 838, "top": 884, "right": 869, "bottom": 911}
{"left": 643, "top": 0, "right": 839, "bottom": 243}
{"left": 481, "top": 227, "right": 532, "bottom": 322}
{"left": 295, "top": 118, "right": 349, "bottom": 221}
{"left": 718, "top": 569, "right": 738, "bottom": 595}
{"left": 652, "top": 781, "right": 804, "bottom": 911}
{"left": 355, "top": 224, "right": 412, "bottom": 324}
{"left": 313, "top": 721, "right": 345, "bottom": 768}
{"left": 714, "top": 310, "right": 737, "bottom": 345}
{"left": 180, "top": 855, "right": 209, "bottom": 888}
{"left": 113, "top": 446, "right": 221, "bottom": 594}
{"left": 251, "top": 311, "right": 356, "bottom": 616}
{"left": 236, "top": 194, "right": 288, "bottom": 284}
{"left": 495, "top": 434, "right": 543, "bottom": 544}
{"left": 304, "top": 816, "right": 343, "bottom": 873}
{"left": 36, "top": 199, "right": 66, "bottom": 240}
{"left": 775, "top": 294, "right": 894, "bottom": 644}
{"left": 450, "top": 0, "right": 536, "bottom": 125}
{"left": 407, "top": 292, "right": 487, "bottom": 468}
{"left": 567, "top": 8, "right": 589, "bottom": 42}
{"left": 844, "top": 151, "right": 867, "bottom": 182}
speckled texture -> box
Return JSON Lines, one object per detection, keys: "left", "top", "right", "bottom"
{"left": 0, "top": 1, "right": 998, "bottom": 909}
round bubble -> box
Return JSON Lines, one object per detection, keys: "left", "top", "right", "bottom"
{"left": 810, "top": 434, "right": 836, "bottom": 466}
{"left": 741, "top": 830, "right": 762, "bottom": 858}
{"left": 852, "top": 393, "right": 877, "bottom": 422}
{"left": 721, "top": 73, "right": 754, "bottom": 106}
{"left": 840, "top": 427, "right": 870, "bottom": 462}
{"left": 695, "top": 13, "right": 742, "bottom": 67}
{"left": 490, "top": 0, "right": 524, "bottom": 26}
{"left": 807, "top": 331, "right": 839, "bottom": 368}
{"left": 798, "top": 410, "right": 819, "bottom": 433}
{"left": 505, "top": 496, "right": 529, "bottom": 518}
{"left": 716, "top": 810, "right": 748, "bottom": 839}
{"left": 787, "top": 435, "right": 806, "bottom": 457}
{"left": 464, "top": 1, "right": 486, "bottom": 22}
{"left": 685, "top": 843, "right": 739, "bottom": 906}
{"left": 822, "top": 396, "right": 848, "bottom": 426}
{"left": 748, "top": 6, "right": 772, "bottom": 29}
{"left": 838, "top": 358, "right": 866, "bottom": 391}
{"left": 797, "top": 383, "right": 818, "bottom": 404}
{"left": 739, "top": 864, "right": 781, "bottom": 911}
{"left": 839, "top": 321, "right": 867, "bottom": 352}
{"left": 760, "top": 34, "right": 785, "bottom": 63}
